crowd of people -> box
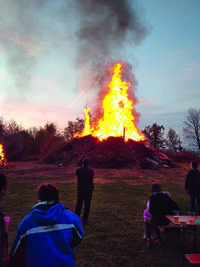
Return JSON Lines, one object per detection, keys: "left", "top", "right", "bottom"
{"left": 0, "top": 159, "right": 200, "bottom": 265}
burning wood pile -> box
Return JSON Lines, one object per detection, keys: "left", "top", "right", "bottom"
{"left": 44, "top": 63, "right": 178, "bottom": 169}
{"left": 44, "top": 135, "right": 157, "bottom": 169}
{"left": 75, "top": 63, "right": 145, "bottom": 142}
{"left": 0, "top": 144, "right": 6, "bottom": 166}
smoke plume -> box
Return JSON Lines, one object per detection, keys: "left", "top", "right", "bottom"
{"left": 0, "top": 0, "right": 150, "bottom": 120}
{"left": 74, "top": 0, "right": 150, "bottom": 120}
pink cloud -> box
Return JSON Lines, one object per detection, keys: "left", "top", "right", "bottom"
{"left": 0, "top": 100, "right": 78, "bottom": 130}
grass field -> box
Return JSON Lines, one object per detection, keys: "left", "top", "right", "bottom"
{"left": 0, "top": 161, "right": 197, "bottom": 266}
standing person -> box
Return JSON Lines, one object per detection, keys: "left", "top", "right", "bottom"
{"left": 185, "top": 161, "right": 200, "bottom": 215}
{"left": 10, "top": 183, "right": 84, "bottom": 267}
{"left": 145, "top": 182, "right": 180, "bottom": 247}
{"left": 75, "top": 158, "right": 94, "bottom": 224}
{"left": 0, "top": 173, "right": 9, "bottom": 267}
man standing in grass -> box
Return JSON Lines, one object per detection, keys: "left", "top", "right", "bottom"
{"left": 185, "top": 161, "right": 200, "bottom": 215}
{"left": 75, "top": 158, "right": 94, "bottom": 224}
{"left": 10, "top": 183, "right": 84, "bottom": 267}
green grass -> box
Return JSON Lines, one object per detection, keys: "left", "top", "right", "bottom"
{"left": 0, "top": 165, "right": 195, "bottom": 266}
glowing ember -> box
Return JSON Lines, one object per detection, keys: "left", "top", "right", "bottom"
{"left": 0, "top": 144, "right": 6, "bottom": 165}
{"left": 76, "top": 62, "right": 145, "bottom": 142}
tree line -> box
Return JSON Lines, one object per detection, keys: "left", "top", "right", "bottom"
{"left": 0, "top": 108, "right": 200, "bottom": 162}
{"left": 0, "top": 120, "right": 65, "bottom": 162}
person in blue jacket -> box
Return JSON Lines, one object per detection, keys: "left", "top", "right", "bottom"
{"left": 10, "top": 183, "right": 84, "bottom": 267}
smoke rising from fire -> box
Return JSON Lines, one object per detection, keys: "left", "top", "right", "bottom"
{"left": 0, "top": 0, "right": 150, "bottom": 123}
{"left": 74, "top": 0, "right": 150, "bottom": 122}
{"left": 76, "top": 0, "right": 149, "bottom": 59}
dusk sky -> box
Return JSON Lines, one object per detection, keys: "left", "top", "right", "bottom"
{"left": 0, "top": 0, "right": 199, "bottom": 140}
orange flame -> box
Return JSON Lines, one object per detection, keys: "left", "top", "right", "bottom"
{"left": 76, "top": 62, "right": 145, "bottom": 142}
{"left": 0, "top": 144, "right": 6, "bottom": 165}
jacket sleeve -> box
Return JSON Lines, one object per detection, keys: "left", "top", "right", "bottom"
{"left": 143, "top": 209, "right": 151, "bottom": 221}
{"left": 70, "top": 215, "right": 84, "bottom": 248}
{"left": 10, "top": 220, "right": 27, "bottom": 267}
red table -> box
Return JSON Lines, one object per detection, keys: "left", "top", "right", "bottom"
{"left": 166, "top": 215, "right": 200, "bottom": 254}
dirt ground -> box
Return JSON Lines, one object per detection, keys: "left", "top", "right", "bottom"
{"left": 1, "top": 160, "right": 189, "bottom": 185}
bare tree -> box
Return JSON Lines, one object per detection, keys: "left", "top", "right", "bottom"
{"left": 34, "top": 123, "right": 64, "bottom": 156}
{"left": 143, "top": 123, "right": 165, "bottom": 150}
{"left": 4, "top": 119, "right": 21, "bottom": 135}
{"left": 64, "top": 118, "right": 84, "bottom": 141}
{"left": 0, "top": 119, "right": 5, "bottom": 141}
{"left": 183, "top": 108, "right": 200, "bottom": 150}
{"left": 166, "top": 128, "right": 182, "bottom": 153}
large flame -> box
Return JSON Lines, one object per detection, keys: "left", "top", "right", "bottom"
{"left": 0, "top": 144, "right": 6, "bottom": 165}
{"left": 76, "top": 62, "right": 145, "bottom": 142}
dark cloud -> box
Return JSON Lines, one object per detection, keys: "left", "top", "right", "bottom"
{"left": 76, "top": 0, "right": 149, "bottom": 54}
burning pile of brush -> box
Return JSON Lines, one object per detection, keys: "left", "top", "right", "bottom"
{"left": 44, "top": 63, "right": 152, "bottom": 168}
{"left": 0, "top": 144, "right": 6, "bottom": 166}
{"left": 44, "top": 135, "right": 156, "bottom": 169}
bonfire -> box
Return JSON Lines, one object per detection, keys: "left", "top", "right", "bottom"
{"left": 44, "top": 62, "right": 179, "bottom": 169}
{"left": 45, "top": 63, "right": 155, "bottom": 168}
{"left": 0, "top": 144, "right": 6, "bottom": 166}
{"left": 76, "top": 62, "right": 145, "bottom": 142}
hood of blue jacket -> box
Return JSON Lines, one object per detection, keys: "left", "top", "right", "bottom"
{"left": 30, "top": 203, "right": 65, "bottom": 226}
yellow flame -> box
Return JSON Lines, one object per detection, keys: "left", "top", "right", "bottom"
{"left": 76, "top": 62, "right": 145, "bottom": 142}
{"left": 78, "top": 107, "right": 94, "bottom": 137}
{"left": 0, "top": 144, "right": 6, "bottom": 165}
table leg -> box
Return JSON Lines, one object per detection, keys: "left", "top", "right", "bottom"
{"left": 183, "top": 225, "right": 186, "bottom": 260}
{"left": 194, "top": 226, "right": 197, "bottom": 253}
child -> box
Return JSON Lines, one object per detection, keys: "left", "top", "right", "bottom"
{"left": 143, "top": 201, "right": 154, "bottom": 240}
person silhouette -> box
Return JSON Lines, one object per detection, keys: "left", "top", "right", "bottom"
{"left": 75, "top": 158, "right": 94, "bottom": 224}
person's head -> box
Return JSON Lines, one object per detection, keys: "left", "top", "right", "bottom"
{"left": 83, "top": 158, "right": 90, "bottom": 167}
{"left": 0, "top": 173, "right": 7, "bottom": 202}
{"left": 191, "top": 161, "right": 198, "bottom": 169}
{"left": 36, "top": 183, "right": 59, "bottom": 203}
{"left": 151, "top": 182, "right": 162, "bottom": 193}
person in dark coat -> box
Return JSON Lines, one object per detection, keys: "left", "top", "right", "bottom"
{"left": 0, "top": 173, "right": 9, "bottom": 267}
{"left": 145, "top": 182, "right": 180, "bottom": 247}
{"left": 185, "top": 161, "right": 200, "bottom": 215}
{"left": 75, "top": 158, "right": 94, "bottom": 224}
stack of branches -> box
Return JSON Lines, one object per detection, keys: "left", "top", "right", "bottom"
{"left": 43, "top": 135, "right": 162, "bottom": 169}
